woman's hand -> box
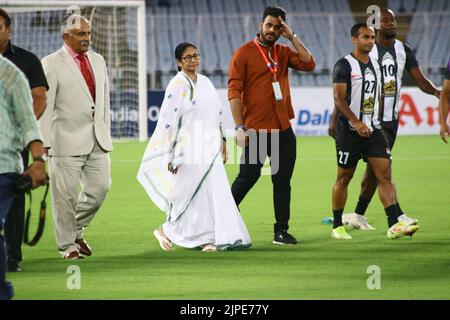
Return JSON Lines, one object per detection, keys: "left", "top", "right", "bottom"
{"left": 222, "top": 140, "right": 228, "bottom": 164}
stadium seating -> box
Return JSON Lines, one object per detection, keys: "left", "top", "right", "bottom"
{"left": 8, "top": 0, "right": 450, "bottom": 89}
{"left": 145, "top": 0, "right": 358, "bottom": 87}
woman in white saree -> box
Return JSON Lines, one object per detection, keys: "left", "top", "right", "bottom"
{"left": 137, "top": 43, "right": 251, "bottom": 252}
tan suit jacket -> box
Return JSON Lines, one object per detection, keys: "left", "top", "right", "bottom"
{"left": 40, "top": 46, "right": 113, "bottom": 156}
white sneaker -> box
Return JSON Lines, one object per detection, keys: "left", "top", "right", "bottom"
{"left": 342, "top": 213, "right": 352, "bottom": 225}
{"left": 398, "top": 214, "right": 418, "bottom": 226}
{"left": 347, "top": 213, "right": 376, "bottom": 230}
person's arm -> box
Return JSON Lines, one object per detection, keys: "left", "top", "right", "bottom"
{"left": 333, "top": 83, "right": 371, "bottom": 138}
{"left": 27, "top": 53, "right": 49, "bottom": 119}
{"left": 439, "top": 79, "right": 450, "bottom": 143}
{"left": 409, "top": 67, "right": 441, "bottom": 98}
{"left": 219, "top": 124, "right": 227, "bottom": 164}
{"left": 279, "top": 17, "right": 313, "bottom": 64}
{"left": 228, "top": 48, "right": 248, "bottom": 148}
{"left": 229, "top": 98, "right": 247, "bottom": 148}
{"left": 24, "top": 140, "right": 48, "bottom": 188}
{"left": 39, "top": 57, "right": 57, "bottom": 155}
{"left": 103, "top": 58, "right": 111, "bottom": 135}
{"left": 328, "top": 106, "right": 338, "bottom": 139}
{"left": 158, "top": 80, "right": 186, "bottom": 174}
{"left": 10, "top": 68, "right": 48, "bottom": 188}
{"left": 332, "top": 59, "right": 370, "bottom": 137}
{"left": 404, "top": 44, "right": 440, "bottom": 98}
{"left": 31, "top": 86, "right": 47, "bottom": 119}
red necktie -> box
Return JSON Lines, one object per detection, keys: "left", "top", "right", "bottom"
{"left": 77, "top": 54, "right": 96, "bottom": 102}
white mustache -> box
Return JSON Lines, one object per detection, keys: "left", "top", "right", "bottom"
{"left": 80, "top": 41, "right": 90, "bottom": 46}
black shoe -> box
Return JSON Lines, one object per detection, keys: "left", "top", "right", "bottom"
{"left": 7, "top": 260, "right": 22, "bottom": 273}
{"left": 273, "top": 230, "right": 298, "bottom": 245}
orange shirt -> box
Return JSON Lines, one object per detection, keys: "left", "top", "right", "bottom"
{"left": 228, "top": 38, "right": 315, "bottom": 131}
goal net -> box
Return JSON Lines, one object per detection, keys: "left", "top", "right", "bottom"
{"left": 1, "top": 0, "right": 147, "bottom": 140}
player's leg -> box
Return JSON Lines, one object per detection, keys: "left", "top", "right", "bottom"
{"left": 383, "top": 124, "right": 418, "bottom": 225}
{"left": 392, "top": 183, "right": 418, "bottom": 225}
{"left": 357, "top": 164, "right": 377, "bottom": 214}
{"left": 366, "top": 157, "right": 397, "bottom": 223}
{"left": 331, "top": 166, "right": 357, "bottom": 240}
{"left": 367, "top": 156, "right": 419, "bottom": 239}
{"left": 331, "top": 126, "right": 360, "bottom": 240}
{"left": 343, "top": 163, "right": 377, "bottom": 230}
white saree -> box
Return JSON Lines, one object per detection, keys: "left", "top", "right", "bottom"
{"left": 137, "top": 72, "right": 251, "bottom": 250}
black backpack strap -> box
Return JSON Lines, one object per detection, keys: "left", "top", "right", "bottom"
{"left": 24, "top": 183, "right": 49, "bottom": 246}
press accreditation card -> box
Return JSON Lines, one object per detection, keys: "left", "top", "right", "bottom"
{"left": 272, "top": 82, "right": 283, "bottom": 101}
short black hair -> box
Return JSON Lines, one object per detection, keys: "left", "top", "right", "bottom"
{"left": 174, "top": 42, "right": 197, "bottom": 71}
{"left": 262, "top": 6, "right": 287, "bottom": 22}
{"left": 351, "top": 22, "right": 371, "bottom": 38}
{"left": 0, "top": 8, "right": 12, "bottom": 27}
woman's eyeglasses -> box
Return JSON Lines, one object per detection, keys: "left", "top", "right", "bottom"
{"left": 181, "top": 53, "right": 201, "bottom": 62}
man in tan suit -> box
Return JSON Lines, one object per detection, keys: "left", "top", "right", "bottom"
{"left": 39, "top": 14, "right": 113, "bottom": 259}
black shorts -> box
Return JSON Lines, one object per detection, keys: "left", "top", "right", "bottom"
{"left": 335, "top": 125, "right": 392, "bottom": 168}
{"left": 381, "top": 120, "right": 399, "bottom": 149}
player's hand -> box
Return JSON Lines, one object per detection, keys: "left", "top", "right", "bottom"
{"left": 235, "top": 129, "right": 248, "bottom": 148}
{"left": 279, "top": 17, "right": 294, "bottom": 40}
{"left": 23, "top": 161, "right": 48, "bottom": 189}
{"left": 221, "top": 140, "right": 228, "bottom": 164}
{"left": 353, "top": 121, "right": 372, "bottom": 138}
{"left": 168, "top": 162, "right": 178, "bottom": 174}
{"left": 440, "top": 123, "right": 450, "bottom": 143}
{"left": 328, "top": 124, "right": 336, "bottom": 139}
{"left": 434, "top": 89, "right": 441, "bottom": 99}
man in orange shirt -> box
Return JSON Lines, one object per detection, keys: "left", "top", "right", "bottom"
{"left": 228, "top": 6, "right": 315, "bottom": 245}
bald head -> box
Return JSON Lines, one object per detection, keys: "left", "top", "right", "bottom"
{"left": 379, "top": 8, "right": 397, "bottom": 40}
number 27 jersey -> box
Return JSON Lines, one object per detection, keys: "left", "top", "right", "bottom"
{"left": 333, "top": 54, "right": 382, "bottom": 132}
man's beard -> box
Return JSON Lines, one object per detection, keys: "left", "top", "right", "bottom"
{"left": 261, "top": 30, "right": 278, "bottom": 44}
{"left": 382, "top": 31, "right": 396, "bottom": 40}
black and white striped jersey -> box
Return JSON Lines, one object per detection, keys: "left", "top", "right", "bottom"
{"left": 333, "top": 53, "right": 382, "bottom": 131}
{"left": 370, "top": 40, "right": 419, "bottom": 123}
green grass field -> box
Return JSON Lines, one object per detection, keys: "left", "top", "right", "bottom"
{"left": 7, "top": 135, "right": 450, "bottom": 299}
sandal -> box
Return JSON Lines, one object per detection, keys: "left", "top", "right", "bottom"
{"left": 153, "top": 227, "right": 173, "bottom": 251}
{"left": 201, "top": 243, "right": 217, "bottom": 252}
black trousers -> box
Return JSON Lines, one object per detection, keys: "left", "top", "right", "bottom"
{"left": 4, "top": 149, "right": 28, "bottom": 263}
{"left": 231, "top": 127, "right": 297, "bottom": 232}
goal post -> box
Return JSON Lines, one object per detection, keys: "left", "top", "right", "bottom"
{"left": 1, "top": 0, "right": 148, "bottom": 141}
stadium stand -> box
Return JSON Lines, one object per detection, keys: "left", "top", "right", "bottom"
{"left": 7, "top": 0, "right": 450, "bottom": 89}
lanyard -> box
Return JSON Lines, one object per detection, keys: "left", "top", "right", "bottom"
{"left": 253, "top": 39, "right": 278, "bottom": 80}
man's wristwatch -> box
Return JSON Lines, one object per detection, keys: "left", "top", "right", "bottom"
{"left": 33, "top": 154, "right": 49, "bottom": 163}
